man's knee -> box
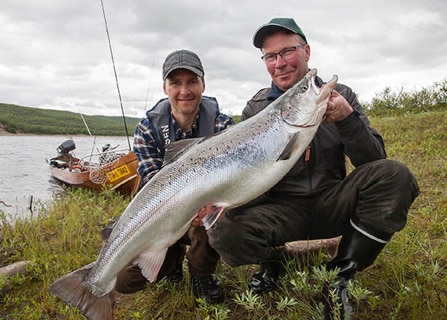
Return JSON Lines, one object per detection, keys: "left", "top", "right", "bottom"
{"left": 207, "top": 218, "right": 235, "bottom": 252}
{"left": 382, "top": 159, "right": 419, "bottom": 199}
{"left": 207, "top": 217, "right": 253, "bottom": 267}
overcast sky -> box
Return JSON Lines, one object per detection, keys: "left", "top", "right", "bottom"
{"left": 1, "top": 0, "right": 446, "bottom": 118}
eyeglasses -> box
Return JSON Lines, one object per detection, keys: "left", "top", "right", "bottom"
{"left": 261, "top": 45, "right": 306, "bottom": 64}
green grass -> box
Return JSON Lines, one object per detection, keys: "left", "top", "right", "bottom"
{"left": 1, "top": 110, "right": 446, "bottom": 319}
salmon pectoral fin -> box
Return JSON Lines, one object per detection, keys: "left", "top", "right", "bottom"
{"left": 202, "top": 206, "right": 225, "bottom": 230}
{"left": 277, "top": 132, "right": 300, "bottom": 161}
{"left": 48, "top": 262, "right": 115, "bottom": 320}
{"left": 135, "top": 248, "right": 168, "bottom": 283}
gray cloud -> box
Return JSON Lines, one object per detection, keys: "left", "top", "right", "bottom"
{"left": 1, "top": 0, "right": 446, "bottom": 118}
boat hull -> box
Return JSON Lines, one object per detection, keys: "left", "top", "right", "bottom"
{"left": 50, "top": 151, "right": 140, "bottom": 196}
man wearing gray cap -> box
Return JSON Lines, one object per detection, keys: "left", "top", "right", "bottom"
{"left": 114, "top": 49, "right": 234, "bottom": 304}
{"left": 207, "top": 18, "right": 419, "bottom": 318}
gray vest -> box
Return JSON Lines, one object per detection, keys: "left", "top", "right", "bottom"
{"left": 146, "top": 96, "right": 220, "bottom": 155}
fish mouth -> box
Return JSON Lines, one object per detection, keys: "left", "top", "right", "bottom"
{"left": 280, "top": 69, "right": 338, "bottom": 128}
{"left": 313, "top": 73, "right": 338, "bottom": 105}
{"left": 299, "top": 68, "right": 337, "bottom": 105}
{"left": 310, "top": 73, "right": 338, "bottom": 125}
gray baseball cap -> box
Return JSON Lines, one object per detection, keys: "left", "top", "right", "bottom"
{"left": 162, "top": 49, "right": 204, "bottom": 80}
{"left": 253, "top": 18, "right": 307, "bottom": 48}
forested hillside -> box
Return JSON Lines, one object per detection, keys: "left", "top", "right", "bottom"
{"left": 0, "top": 103, "right": 140, "bottom": 136}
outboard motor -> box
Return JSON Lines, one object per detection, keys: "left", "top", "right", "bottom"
{"left": 99, "top": 143, "right": 121, "bottom": 164}
{"left": 57, "top": 139, "right": 76, "bottom": 156}
{"left": 102, "top": 143, "right": 111, "bottom": 152}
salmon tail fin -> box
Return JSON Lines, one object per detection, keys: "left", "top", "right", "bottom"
{"left": 48, "top": 263, "right": 115, "bottom": 320}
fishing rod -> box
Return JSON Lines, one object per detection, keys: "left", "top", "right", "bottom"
{"left": 66, "top": 81, "right": 101, "bottom": 163}
{"left": 66, "top": 82, "right": 93, "bottom": 136}
{"left": 99, "top": 0, "right": 131, "bottom": 151}
{"left": 144, "top": 51, "right": 157, "bottom": 112}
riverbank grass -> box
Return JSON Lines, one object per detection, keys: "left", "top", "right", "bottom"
{"left": 1, "top": 110, "right": 447, "bottom": 319}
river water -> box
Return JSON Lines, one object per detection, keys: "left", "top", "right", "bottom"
{"left": 0, "top": 135, "right": 132, "bottom": 220}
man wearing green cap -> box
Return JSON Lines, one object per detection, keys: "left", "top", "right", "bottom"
{"left": 208, "top": 18, "right": 419, "bottom": 319}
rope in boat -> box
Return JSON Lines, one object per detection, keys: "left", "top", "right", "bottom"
{"left": 89, "top": 160, "right": 120, "bottom": 184}
{"left": 78, "top": 151, "right": 122, "bottom": 184}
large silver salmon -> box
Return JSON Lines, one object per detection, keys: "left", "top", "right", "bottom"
{"left": 49, "top": 69, "right": 337, "bottom": 319}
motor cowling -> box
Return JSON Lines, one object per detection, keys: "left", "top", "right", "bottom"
{"left": 57, "top": 139, "right": 76, "bottom": 156}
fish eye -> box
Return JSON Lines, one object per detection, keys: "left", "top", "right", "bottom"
{"left": 299, "top": 79, "right": 309, "bottom": 92}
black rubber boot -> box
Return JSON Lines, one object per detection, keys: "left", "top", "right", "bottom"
{"left": 249, "top": 261, "right": 284, "bottom": 294}
{"left": 249, "top": 248, "right": 286, "bottom": 294}
{"left": 323, "top": 274, "right": 354, "bottom": 320}
{"left": 191, "top": 275, "right": 223, "bottom": 304}
{"left": 323, "top": 224, "right": 387, "bottom": 320}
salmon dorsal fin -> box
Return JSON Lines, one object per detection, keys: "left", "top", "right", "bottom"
{"left": 162, "top": 138, "right": 204, "bottom": 167}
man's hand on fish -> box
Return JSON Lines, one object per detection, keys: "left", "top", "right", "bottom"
{"left": 324, "top": 90, "right": 353, "bottom": 123}
{"left": 192, "top": 203, "right": 215, "bottom": 227}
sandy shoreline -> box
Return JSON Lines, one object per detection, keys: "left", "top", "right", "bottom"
{"left": 0, "top": 124, "right": 21, "bottom": 136}
{"left": 0, "top": 130, "right": 30, "bottom": 136}
{"left": 0, "top": 128, "right": 22, "bottom": 136}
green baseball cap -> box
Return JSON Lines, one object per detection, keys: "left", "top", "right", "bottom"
{"left": 253, "top": 18, "right": 307, "bottom": 48}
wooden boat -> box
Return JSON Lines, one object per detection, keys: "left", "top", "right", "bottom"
{"left": 48, "top": 139, "right": 140, "bottom": 196}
